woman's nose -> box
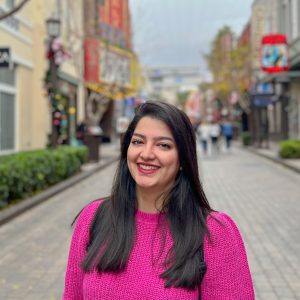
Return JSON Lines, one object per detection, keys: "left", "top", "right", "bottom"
{"left": 140, "top": 144, "right": 155, "bottom": 160}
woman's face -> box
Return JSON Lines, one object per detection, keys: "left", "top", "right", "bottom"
{"left": 127, "top": 116, "right": 180, "bottom": 194}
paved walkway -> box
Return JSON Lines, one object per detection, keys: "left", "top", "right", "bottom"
{"left": 0, "top": 144, "right": 299, "bottom": 299}
{"left": 198, "top": 147, "right": 300, "bottom": 300}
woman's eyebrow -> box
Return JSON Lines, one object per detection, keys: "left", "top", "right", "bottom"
{"left": 132, "top": 133, "right": 174, "bottom": 142}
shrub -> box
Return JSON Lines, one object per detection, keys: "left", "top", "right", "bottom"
{"left": 279, "top": 139, "right": 300, "bottom": 159}
{"left": 241, "top": 131, "right": 252, "bottom": 146}
{"left": 0, "top": 146, "right": 88, "bottom": 208}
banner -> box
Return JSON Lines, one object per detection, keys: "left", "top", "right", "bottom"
{"left": 84, "top": 39, "right": 99, "bottom": 82}
{"left": 99, "top": 44, "right": 131, "bottom": 86}
{"left": 110, "top": 0, "right": 123, "bottom": 30}
{"left": 261, "top": 34, "right": 289, "bottom": 73}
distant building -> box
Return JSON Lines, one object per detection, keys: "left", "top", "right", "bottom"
{"left": 143, "top": 65, "right": 204, "bottom": 105}
{"left": 251, "top": 0, "right": 300, "bottom": 141}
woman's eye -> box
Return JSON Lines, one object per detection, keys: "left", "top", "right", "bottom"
{"left": 158, "top": 143, "right": 171, "bottom": 150}
{"left": 131, "top": 139, "right": 143, "bottom": 145}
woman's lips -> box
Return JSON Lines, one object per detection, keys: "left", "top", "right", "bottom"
{"left": 137, "top": 163, "right": 160, "bottom": 174}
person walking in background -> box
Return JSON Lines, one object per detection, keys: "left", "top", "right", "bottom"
{"left": 197, "top": 120, "right": 210, "bottom": 155}
{"left": 209, "top": 120, "right": 221, "bottom": 154}
{"left": 62, "top": 101, "right": 255, "bottom": 299}
{"left": 222, "top": 119, "right": 234, "bottom": 150}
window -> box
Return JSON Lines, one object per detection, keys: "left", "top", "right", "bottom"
{"left": 0, "top": 65, "right": 15, "bottom": 152}
{"left": 298, "top": 0, "right": 300, "bottom": 37}
{"left": 5, "top": 0, "right": 15, "bottom": 10}
{"left": 0, "top": 67, "right": 15, "bottom": 86}
{"left": 0, "top": 92, "right": 15, "bottom": 151}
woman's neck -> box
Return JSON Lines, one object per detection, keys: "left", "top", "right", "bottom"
{"left": 136, "top": 188, "right": 166, "bottom": 213}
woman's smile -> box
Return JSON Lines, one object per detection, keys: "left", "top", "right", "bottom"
{"left": 137, "top": 162, "right": 160, "bottom": 174}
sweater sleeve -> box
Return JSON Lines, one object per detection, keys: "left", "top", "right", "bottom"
{"left": 62, "top": 201, "right": 101, "bottom": 300}
{"left": 201, "top": 212, "right": 255, "bottom": 300}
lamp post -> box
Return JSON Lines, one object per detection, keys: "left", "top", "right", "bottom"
{"left": 46, "top": 17, "right": 61, "bottom": 147}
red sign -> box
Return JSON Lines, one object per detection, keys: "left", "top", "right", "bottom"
{"left": 261, "top": 34, "right": 289, "bottom": 73}
{"left": 84, "top": 39, "right": 99, "bottom": 82}
{"left": 110, "top": 0, "right": 123, "bottom": 30}
{"left": 99, "top": 0, "right": 110, "bottom": 24}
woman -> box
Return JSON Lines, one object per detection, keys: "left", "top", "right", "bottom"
{"left": 63, "top": 101, "right": 255, "bottom": 299}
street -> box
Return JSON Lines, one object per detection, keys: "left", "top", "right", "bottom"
{"left": 0, "top": 146, "right": 300, "bottom": 300}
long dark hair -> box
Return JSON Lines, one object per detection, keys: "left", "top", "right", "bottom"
{"left": 81, "top": 101, "right": 212, "bottom": 289}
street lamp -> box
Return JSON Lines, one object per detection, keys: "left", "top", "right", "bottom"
{"left": 46, "top": 17, "right": 61, "bottom": 147}
{"left": 46, "top": 17, "right": 61, "bottom": 38}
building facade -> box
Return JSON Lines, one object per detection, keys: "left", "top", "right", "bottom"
{"left": 0, "top": 0, "right": 85, "bottom": 153}
{"left": 83, "top": 0, "right": 140, "bottom": 142}
{"left": 0, "top": 0, "right": 47, "bottom": 153}
{"left": 143, "top": 65, "right": 204, "bottom": 105}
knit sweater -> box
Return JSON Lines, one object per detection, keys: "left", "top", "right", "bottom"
{"left": 62, "top": 201, "right": 255, "bottom": 299}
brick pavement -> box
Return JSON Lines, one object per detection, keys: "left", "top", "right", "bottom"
{"left": 0, "top": 146, "right": 299, "bottom": 299}
{"left": 199, "top": 147, "right": 300, "bottom": 300}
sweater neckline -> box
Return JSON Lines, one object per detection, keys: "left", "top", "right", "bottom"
{"left": 135, "top": 209, "right": 166, "bottom": 224}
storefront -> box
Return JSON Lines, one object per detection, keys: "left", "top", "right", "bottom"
{"left": 84, "top": 40, "right": 139, "bottom": 142}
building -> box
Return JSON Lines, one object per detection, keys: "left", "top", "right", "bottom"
{"left": 83, "top": 0, "right": 140, "bottom": 143}
{"left": 0, "top": 0, "right": 85, "bottom": 153}
{"left": 249, "top": 0, "right": 292, "bottom": 146}
{"left": 251, "top": 0, "right": 300, "bottom": 141}
{"left": 278, "top": 0, "right": 300, "bottom": 139}
{"left": 0, "top": 0, "right": 47, "bottom": 153}
{"left": 143, "top": 65, "right": 204, "bottom": 105}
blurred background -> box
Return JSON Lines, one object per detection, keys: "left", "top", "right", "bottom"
{"left": 1, "top": 0, "right": 299, "bottom": 153}
{"left": 0, "top": 1, "right": 300, "bottom": 300}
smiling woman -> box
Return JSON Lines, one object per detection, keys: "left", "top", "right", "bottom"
{"left": 62, "top": 101, "right": 255, "bottom": 300}
{"left": 127, "top": 116, "right": 180, "bottom": 212}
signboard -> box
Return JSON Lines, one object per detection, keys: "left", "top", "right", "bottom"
{"left": 0, "top": 48, "right": 10, "bottom": 68}
{"left": 99, "top": 45, "right": 131, "bottom": 86}
{"left": 84, "top": 39, "right": 99, "bottom": 82}
{"left": 261, "top": 34, "right": 289, "bottom": 73}
{"left": 98, "top": 0, "right": 129, "bottom": 48}
{"left": 110, "top": 0, "right": 123, "bottom": 30}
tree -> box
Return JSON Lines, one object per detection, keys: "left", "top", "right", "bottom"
{"left": 0, "top": 0, "right": 31, "bottom": 21}
{"left": 205, "top": 25, "right": 252, "bottom": 107}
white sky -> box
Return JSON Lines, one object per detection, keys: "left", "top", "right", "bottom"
{"left": 129, "top": 0, "right": 253, "bottom": 76}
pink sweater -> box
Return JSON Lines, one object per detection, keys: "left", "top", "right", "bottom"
{"left": 63, "top": 201, "right": 255, "bottom": 299}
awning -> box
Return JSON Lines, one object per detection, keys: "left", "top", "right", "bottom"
{"left": 250, "top": 94, "right": 279, "bottom": 107}
{"left": 262, "top": 71, "right": 300, "bottom": 82}
{"left": 85, "top": 81, "right": 137, "bottom": 100}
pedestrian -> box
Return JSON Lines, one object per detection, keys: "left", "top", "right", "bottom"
{"left": 209, "top": 120, "right": 221, "bottom": 154}
{"left": 197, "top": 120, "right": 210, "bottom": 155}
{"left": 222, "top": 119, "right": 234, "bottom": 150}
{"left": 62, "top": 101, "right": 255, "bottom": 299}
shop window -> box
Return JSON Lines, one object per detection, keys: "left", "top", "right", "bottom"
{"left": 0, "top": 92, "right": 15, "bottom": 151}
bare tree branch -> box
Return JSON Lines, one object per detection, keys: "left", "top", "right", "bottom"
{"left": 0, "top": 0, "right": 31, "bottom": 21}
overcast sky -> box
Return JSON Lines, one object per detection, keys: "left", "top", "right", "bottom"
{"left": 129, "top": 0, "right": 253, "bottom": 76}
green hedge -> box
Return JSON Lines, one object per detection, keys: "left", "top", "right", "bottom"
{"left": 279, "top": 139, "right": 300, "bottom": 159}
{"left": 241, "top": 131, "right": 252, "bottom": 146}
{"left": 0, "top": 146, "right": 88, "bottom": 209}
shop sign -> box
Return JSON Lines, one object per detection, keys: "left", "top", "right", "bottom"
{"left": 84, "top": 39, "right": 99, "bottom": 82}
{"left": 0, "top": 48, "right": 10, "bottom": 68}
{"left": 98, "top": 0, "right": 129, "bottom": 48}
{"left": 261, "top": 34, "right": 289, "bottom": 73}
{"left": 99, "top": 46, "right": 131, "bottom": 86}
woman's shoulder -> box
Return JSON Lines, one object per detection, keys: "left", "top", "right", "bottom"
{"left": 74, "top": 199, "right": 105, "bottom": 228}
{"left": 205, "top": 211, "right": 245, "bottom": 247}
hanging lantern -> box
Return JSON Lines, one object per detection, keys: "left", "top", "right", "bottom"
{"left": 261, "top": 34, "right": 289, "bottom": 73}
